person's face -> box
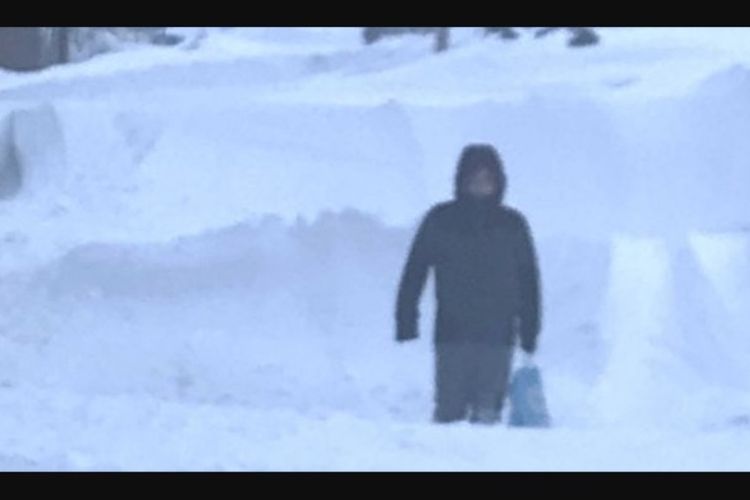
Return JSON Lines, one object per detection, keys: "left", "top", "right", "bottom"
{"left": 465, "top": 167, "right": 496, "bottom": 198}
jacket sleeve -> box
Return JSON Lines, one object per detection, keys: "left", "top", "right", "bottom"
{"left": 514, "top": 213, "right": 542, "bottom": 353}
{"left": 395, "top": 208, "right": 438, "bottom": 341}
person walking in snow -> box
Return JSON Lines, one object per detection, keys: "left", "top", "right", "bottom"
{"left": 395, "top": 144, "right": 542, "bottom": 424}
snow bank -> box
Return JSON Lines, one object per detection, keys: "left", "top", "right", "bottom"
{"left": 2, "top": 28, "right": 750, "bottom": 469}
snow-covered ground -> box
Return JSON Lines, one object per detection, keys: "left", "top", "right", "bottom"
{"left": 1, "top": 27, "right": 750, "bottom": 470}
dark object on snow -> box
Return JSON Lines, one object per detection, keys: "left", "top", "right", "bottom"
{"left": 534, "top": 27, "right": 560, "bottom": 39}
{"left": 362, "top": 27, "right": 381, "bottom": 44}
{"left": 152, "top": 33, "right": 184, "bottom": 47}
{"left": 395, "top": 144, "right": 542, "bottom": 424}
{"left": 362, "top": 28, "right": 450, "bottom": 53}
{"left": 435, "top": 28, "right": 450, "bottom": 53}
{"left": 0, "top": 28, "right": 68, "bottom": 72}
{"left": 509, "top": 364, "right": 551, "bottom": 427}
{"left": 493, "top": 27, "right": 599, "bottom": 47}
{"left": 567, "top": 28, "right": 600, "bottom": 48}
{"left": 484, "top": 28, "right": 520, "bottom": 40}
{"left": 0, "top": 114, "right": 22, "bottom": 200}
{"left": 532, "top": 27, "right": 599, "bottom": 47}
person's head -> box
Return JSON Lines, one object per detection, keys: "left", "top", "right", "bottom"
{"left": 453, "top": 144, "right": 506, "bottom": 203}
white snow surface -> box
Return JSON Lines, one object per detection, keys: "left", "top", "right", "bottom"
{"left": 1, "top": 27, "right": 750, "bottom": 470}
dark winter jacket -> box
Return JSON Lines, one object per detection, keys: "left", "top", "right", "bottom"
{"left": 395, "top": 155, "right": 542, "bottom": 352}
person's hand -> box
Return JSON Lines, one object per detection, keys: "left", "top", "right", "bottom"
{"left": 521, "top": 337, "right": 537, "bottom": 357}
{"left": 396, "top": 326, "right": 418, "bottom": 343}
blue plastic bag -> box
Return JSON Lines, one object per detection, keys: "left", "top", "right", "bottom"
{"left": 508, "top": 365, "right": 551, "bottom": 428}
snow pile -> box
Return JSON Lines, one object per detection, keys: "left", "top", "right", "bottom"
{"left": 1, "top": 28, "right": 750, "bottom": 470}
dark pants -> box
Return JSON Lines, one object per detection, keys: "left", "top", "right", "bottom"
{"left": 433, "top": 342, "right": 514, "bottom": 424}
